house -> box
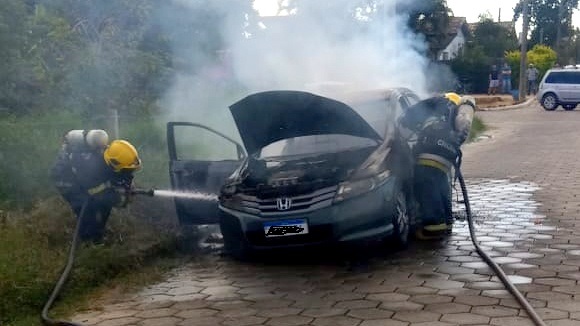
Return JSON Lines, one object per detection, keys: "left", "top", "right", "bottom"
{"left": 437, "top": 17, "right": 470, "bottom": 61}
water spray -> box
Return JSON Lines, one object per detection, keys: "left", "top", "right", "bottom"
{"left": 131, "top": 188, "right": 219, "bottom": 201}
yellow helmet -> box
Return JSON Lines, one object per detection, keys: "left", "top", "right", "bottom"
{"left": 103, "top": 140, "right": 141, "bottom": 172}
{"left": 444, "top": 92, "right": 462, "bottom": 106}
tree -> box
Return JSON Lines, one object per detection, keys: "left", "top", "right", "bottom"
{"left": 402, "top": 0, "right": 452, "bottom": 60}
{"left": 473, "top": 18, "right": 519, "bottom": 60}
{"left": 505, "top": 44, "right": 557, "bottom": 87}
{"left": 514, "top": 0, "right": 579, "bottom": 49}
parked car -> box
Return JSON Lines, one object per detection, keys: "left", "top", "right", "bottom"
{"left": 167, "top": 88, "right": 423, "bottom": 259}
{"left": 537, "top": 68, "right": 580, "bottom": 111}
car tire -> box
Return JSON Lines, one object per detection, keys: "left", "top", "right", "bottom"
{"left": 389, "top": 185, "right": 410, "bottom": 249}
{"left": 563, "top": 104, "right": 576, "bottom": 111}
{"left": 541, "top": 93, "right": 559, "bottom": 111}
{"left": 219, "top": 216, "right": 252, "bottom": 260}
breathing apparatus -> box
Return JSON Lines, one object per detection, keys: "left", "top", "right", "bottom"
{"left": 64, "top": 130, "right": 109, "bottom": 152}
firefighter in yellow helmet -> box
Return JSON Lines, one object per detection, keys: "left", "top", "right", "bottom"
{"left": 51, "top": 133, "right": 141, "bottom": 243}
{"left": 400, "top": 93, "right": 476, "bottom": 240}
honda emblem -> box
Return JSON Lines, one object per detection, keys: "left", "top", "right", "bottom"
{"left": 276, "top": 197, "right": 292, "bottom": 211}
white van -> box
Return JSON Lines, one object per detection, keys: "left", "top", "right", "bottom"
{"left": 537, "top": 68, "right": 580, "bottom": 111}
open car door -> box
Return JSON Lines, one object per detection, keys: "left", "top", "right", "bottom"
{"left": 167, "top": 122, "right": 245, "bottom": 225}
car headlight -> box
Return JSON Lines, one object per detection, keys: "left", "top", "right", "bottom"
{"left": 334, "top": 169, "right": 391, "bottom": 203}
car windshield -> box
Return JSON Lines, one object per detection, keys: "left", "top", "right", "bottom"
{"left": 258, "top": 98, "right": 396, "bottom": 159}
{"left": 259, "top": 134, "right": 379, "bottom": 158}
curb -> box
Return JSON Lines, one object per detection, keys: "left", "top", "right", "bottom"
{"left": 477, "top": 97, "right": 536, "bottom": 111}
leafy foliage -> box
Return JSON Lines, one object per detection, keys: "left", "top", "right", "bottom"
{"left": 514, "top": 0, "right": 579, "bottom": 48}
{"left": 505, "top": 44, "right": 558, "bottom": 87}
{"left": 473, "top": 18, "right": 519, "bottom": 60}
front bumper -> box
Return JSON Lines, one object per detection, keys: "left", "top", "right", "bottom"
{"left": 219, "top": 178, "right": 399, "bottom": 250}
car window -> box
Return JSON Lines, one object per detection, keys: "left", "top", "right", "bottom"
{"left": 349, "top": 98, "right": 398, "bottom": 137}
{"left": 545, "top": 71, "right": 580, "bottom": 84}
{"left": 259, "top": 135, "right": 378, "bottom": 158}
{"left": 173, "top": 126, "right": 240, "bottom": 161}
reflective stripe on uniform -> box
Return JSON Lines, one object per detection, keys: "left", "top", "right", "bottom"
{"left": 423, "top": 223, "right": 448, "bottom": 232}
{"left": 87, "top": 182, "right": 110, "bottom": 195}
{"left": 417, "top": 158, "right": 451, "bottom": 174}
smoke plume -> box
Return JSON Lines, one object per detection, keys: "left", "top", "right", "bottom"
{"left": 158, "top": 0, "right": 436, "bottom": 139}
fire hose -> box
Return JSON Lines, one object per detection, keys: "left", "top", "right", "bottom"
{"left": 455, "top": 166, "right": 546, "bottom": 326}
{"left": 41, "top": 189, "right": 155, "bottom": 326}
{"left": 41, "top": 176, "right": 547, "bottom": 326}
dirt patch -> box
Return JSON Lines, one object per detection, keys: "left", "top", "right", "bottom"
{"left": 473, "top": 94, "right": 517, "bottom": 109}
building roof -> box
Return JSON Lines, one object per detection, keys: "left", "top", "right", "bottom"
{"left": 468, "top": 21, "right": 516, "bottom": 34}
{"left": 438, "top": 17, "right": 469, "bottom": 51}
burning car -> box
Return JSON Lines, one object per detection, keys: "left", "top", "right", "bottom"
{"left": 167, "top": 89, "right": 421, "bottom": 259}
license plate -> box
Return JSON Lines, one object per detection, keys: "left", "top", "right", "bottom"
{"left": 264, "top": 219, "right": 309, "bottom": 237}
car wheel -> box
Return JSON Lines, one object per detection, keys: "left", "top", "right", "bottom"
{"left": 219, "top": 216, "right": 252, "bottom": 260}
{"left": 542, "top": 93, "right": 558, "bottom": 111}
{"left": 390, "top": 187, "right": 410, "bottom": 249}
{"left": 563, "top": 104, "right": 576, "bottom": 111}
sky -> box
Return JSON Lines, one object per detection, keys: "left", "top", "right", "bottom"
{"left": 254, "top": 0, "right": 580, "bottom": 29}
{"left": 447, "top": 0, "right": 579, "bottom": 25}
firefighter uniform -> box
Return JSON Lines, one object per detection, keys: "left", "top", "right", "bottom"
{"left": 401, "top": 93, "right": 476, "bottom": 240}
{"left": 51, "top": 132, "right": 140, "bottom": 243}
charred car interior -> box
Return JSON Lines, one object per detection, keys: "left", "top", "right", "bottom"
{"left": 168, "top": 89, "right": 422, "bottom": 259}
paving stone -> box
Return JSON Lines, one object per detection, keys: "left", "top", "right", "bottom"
{"left": 554, "top": 285, "right": 580, "bottom": 295}
{"left": 526, "top": 291, "right": 573, "bottom": 301}
{"left": 471, "top": 306, "right": 519, "bottom": 317}
{"left": 175, "top": 308, "right": 218, "bottom": 318}
{"left": 547, "top": 300, "right": 580, "bottom": 312}
{"left": 359, "top": 320, "right": 409, "bottom": 326}
{"left": 489, "top": 316, "right": 535, "bottom": 326}
{"left": 256, "top": 307, "right": 303, "bottom": 317}
{"left": 392, "top": 310, "right": 441, "bottom": 323}
{"left": 139, "top": 317, "right": 182, "bottom": 326}
{"left": 261, "top": 315, "right": 313, "bottom": 326}
{"left": 438, "top": 288, "right": 482, "bottom": 296}
{"left": 223, "top": 316, "right": 268, "bottom": 326}
{"left": 409, "top": 323, "right": 455, "bottom": 326}
{"left": 323, "top": 291, "right": 365, "bottom": 301}
{"left": 97, "top": 317, "right": 142, "bottom": 326}
{"left": 210, "top": 300, "right": 252, "bottom": 310}
{"left": 134, "top": 308, "right": 176, "bottom": 319}
{"left": 311, "top": 316, "right": 361, "bottom": 326}
{"left": 98, "top": 310, "right": 138, "bottom": 320}
{"left": 449, "top": 273, "right": 491, "bottom": 282}
{"left": 178, "top": 316, "right": 224, "bottom": 326}
{"left": 453, "top": 295, "right": 500, "bottom": 306}
{"left": 500, "top": 298, "right": 547, "bottom": 309}
{"left": 545, "top": 319, "right": 580, "bottom": 326}
{"left": 481, "top": 290, "right": 513, "bottom": 299}
{"left": 334, "top": 300, "right": 380, "bottom": 309}
{"left": 217, "top": 308, "right": 258, "bottom": 318}
{"left": 379, "top": 301, "right": 424, "bottom": 311}
{"left": 301, "top": 308, "right": 347, "bottom": 318}
{"left": 347, "top": 308, "right": 394, "bottom": 319}
{"left": 365, "top": 293, "right": 409, "bottom": 302}
{"left": 410, "top": 295, "right": 453, "bottom": 304}
{"left": 519, "top": 308, "right": 569, "bottom": 320}
{"left": 440, "top": 313, "right": 490, "bottom": 325}
{"left": 424, "top": 302, "right": 471, "bottom": 313}
{"left": 396, "top": 287, "right": 438, "bottom": 295}
{"left": 533, "top": 278, "right": 577, "bottom": 287}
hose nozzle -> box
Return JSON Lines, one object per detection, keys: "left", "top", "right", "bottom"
{"left": 131, "top": 188, "right": 155, "bottom": 197}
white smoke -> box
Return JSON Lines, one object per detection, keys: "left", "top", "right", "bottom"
{"left": 159, "top": 0, "right": 434, "bottom": 138}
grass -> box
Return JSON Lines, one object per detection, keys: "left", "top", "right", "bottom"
{"left": 468, "top": 116, "right": 487, "bottom": 142}
{"left": 0, "top": 196, "right": 193, "bottom": 326}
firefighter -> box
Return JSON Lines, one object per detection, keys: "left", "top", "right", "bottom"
{"left": 51, "top": 130, "right": 141, "bottom": 243}
{"left": 401, "top": 93, "right": 476, "bottom": 240}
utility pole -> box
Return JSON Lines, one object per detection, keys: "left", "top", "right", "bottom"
{"left": 519, "top": 0, "right": 530, "bottom": 102}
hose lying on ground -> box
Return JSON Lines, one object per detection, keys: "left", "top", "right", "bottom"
{"left": 40, "top": 176, "right": 547, "bottom": 326}
{"left": 41, "top": 200, "right": 87, "bottom": 326}
{"left": 456, "top": 167, "right": 547, "bottom": 326}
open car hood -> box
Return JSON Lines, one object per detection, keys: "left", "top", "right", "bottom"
{"left": 229, "top": 91, "right": 382, "bottom": 154}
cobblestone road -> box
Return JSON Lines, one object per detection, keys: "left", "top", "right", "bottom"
{"left": 73, "top": 102, "right": 580, "bottom": 326}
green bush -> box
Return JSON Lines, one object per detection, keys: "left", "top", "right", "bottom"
{"left": 0, "top": 110, "right": 171, "bottom": 209}
{"left": 450, "top": 45, "right": 493, "bottom": 94}
{"left": 505, "top": 45, "right": 557, "bottom": 88}
{"left": 0, "top": 197, "right": 183, "bottom": 326}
